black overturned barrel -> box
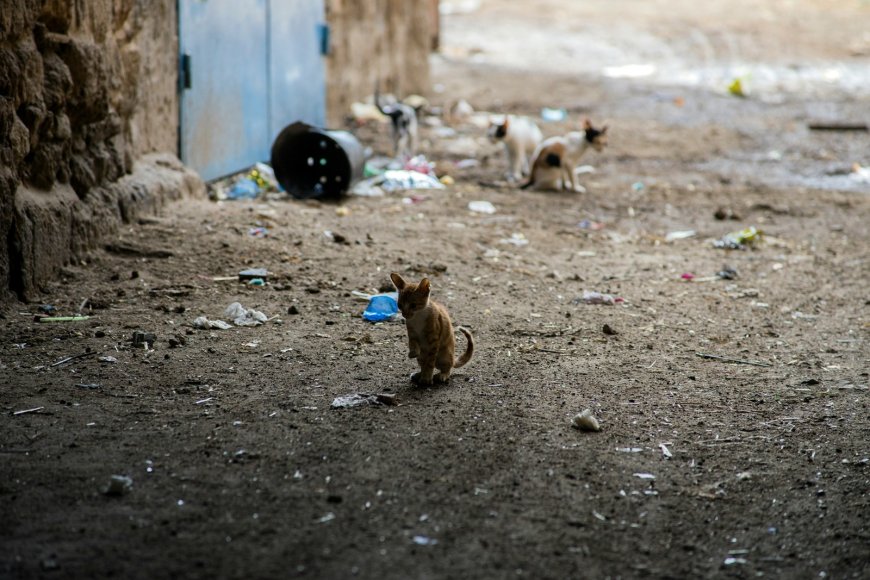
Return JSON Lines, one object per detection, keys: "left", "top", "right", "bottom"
{"left": 270, "top": 122, "right": 365, "bottom": 199}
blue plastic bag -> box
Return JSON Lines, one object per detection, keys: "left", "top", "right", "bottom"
{"left": 362, "top": 293, "right": 398, "bottom": 322}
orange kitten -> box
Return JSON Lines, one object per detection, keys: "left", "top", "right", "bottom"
{"left": 390, "top": 273, "right": 474, "bottom": 385}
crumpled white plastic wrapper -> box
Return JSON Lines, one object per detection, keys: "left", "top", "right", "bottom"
{"left": 224, "top": 302, "right": 268, "bottom": 326}
{"left": 193, "top": 316, "right": 233, "bottom": 330}
{"left": 352, "top": 170, "right": 445, "bottom": 196}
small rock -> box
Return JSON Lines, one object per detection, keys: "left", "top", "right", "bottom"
{"left": 288, "top": 305, "right": 300, "bottom": 315}
{"left": 602, "top": 324, "right": 618, "bottom": 335}
{"left": 103, "top": 475, "right": 133, "bottom": 496}
{"left": 571, "top": 409, "right": 601, "bottom": 432}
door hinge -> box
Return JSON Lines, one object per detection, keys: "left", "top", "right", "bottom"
{"left": 318, "top": 24, "right": 330, "bottom": 56}
{"left": 179, "top": 53, "right": 192, "bottom": 91}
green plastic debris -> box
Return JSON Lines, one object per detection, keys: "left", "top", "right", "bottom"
{"left": 714, "top": 226, "right": 761, "bottom": 250}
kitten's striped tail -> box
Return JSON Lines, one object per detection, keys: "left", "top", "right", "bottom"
{"left": 454, "top": 327, "right": 474, "bottom": 368}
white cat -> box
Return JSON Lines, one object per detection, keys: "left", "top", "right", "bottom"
{"left": 487, "top": 115, "right": 544, "bottom": 182}
{"left": 521, "top": 119, "right": 608, "bottom": 192}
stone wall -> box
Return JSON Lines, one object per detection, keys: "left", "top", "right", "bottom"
{"left": 0, "top": 0, "right": 431, "bottom": 303}
{"left": 325, "top": 0, "right": 435, "bottom": 125}
{"left": 0, "top": 0, "right": 203, "bottom": 303}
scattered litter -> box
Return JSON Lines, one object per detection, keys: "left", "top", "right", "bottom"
{"left": 99, "top": 356, "right": 117, "bottom": 363}
{"left": 455, "top": 158, "right": 479, "bottom": 169}
{"left": 331, "top": 393, "right": 398, "bottom": 408}
{"left": 577, "top": 291, "right": 623, "bottom": 305}
{"left": 248, "top": 278, "right": 265, "bottom": 286}
{"left": 132, "top": 331, "right": 156, "bottom": 348}
{"left": 713, "top": 226, "right": 761, "bottom": 250}
{"left": 225, "top": 302, "right": 268, "bottom": 327}
{"left": 446, "top": 98, "right": 475, "bottom": 122}
{"left": 439, "top": 175, "right": 455, "bottom": 186}
{"left": 665, "top": 230, "right": 696, "bottom": 242}
{"left": 403, "top": 194, "right": 430, "bottom": 205}
{"left": 52, "top": 351, "right": 97, "bottom": 366}
{"left": 616, "top": 447, "right": 643, "bottom": 453}
{"left": 592, "top": 511, "right": 607, "bottom": 521}
{"left": 681, "top": 273, "right": 695, "bottom": 281}
{"left": 633, "top": 473, "right": 656, "bottom": 480}
{"left": 350, "top": 179, "right": 385, "bottom": 197}
{"left": 728, "top": 77, "right": 748, "bottom": 97}
{"left": 193, "top": 316, "right": 233, "bottom": 330}
{"left": 318, "top": 512, "right": 336, "bottom": 524}
{"left": 571, "top": 409, "right": 601, "bottom": 432}
{"left": 13, "top": 406, "right": 44, "bottom": 416}
{"left": 468, "top": 200, "right": 496, "bottom": 214}
{"left": 541, "top": 107, "right": 568, "bottom": 122}
{"left": 717, "top": 265, "right": 738, "bottom": 280}
{"left": 659, "top": 443, "right": 673, "bottom": 458}
{"left": 500, "top": 233, "right": 529, "bottom": 247}
{"left": 195, "top": 397, "right": 213, "bottom": 405}
{"left": 807, "top": 122, "right": 868, "bottom": 132}
{"left": 248, "top": 226, "right": 269, "bottom": 238}
{"left": 404, "top": 155, "right": 436, "bottom": 175}
{"left": 226, "top": 177, "right": 260, "bottom": 200}
{"left": 239, "top": 268, "right": 270, "bottom": 282}
{"left": 696, "top": 352, "right": 772, "bottom": 367}
{"left": 103, "top": 475, "right": 133, "bottom": 496}
{"left": 723, "top": 557, "right": 748, "bottom": 566}
{"left": 578, "top": 219, "right": 605, "bottom": 231}
{"left": 631, "top": 181, "right": 645, "bottom": 192}
{"left": 75, "top": 383, "right": 100, "bottom": 389}
{"left": 38, "top": 304, "right": 57, "bottom": 315}
{"left": 362, "top": 293, "right": 399, "bottom": 322}
{"left": 37, "top": 316, "right": 90, "bottom": 323}
{"left": 370, "top": 170, "right": 445, "bottom": 193}
{"left": 413, "top": 535, "right": 438, "bottom": 546}
{"left": 850, "top": 163, "right": 870, "bottom": 184}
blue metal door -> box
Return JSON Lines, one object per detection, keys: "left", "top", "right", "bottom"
{"left": 269, "top": 1, "right": 327, "bottom": 142}
{"left": 179, "top": 1, "right": 326, "bottom": 181}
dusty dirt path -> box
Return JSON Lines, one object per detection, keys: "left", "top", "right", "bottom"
{"left": 2, "top": 1, "right": 868, "bottom": 579}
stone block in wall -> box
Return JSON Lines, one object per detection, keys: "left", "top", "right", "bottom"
{"left": 9, "top": 154, "right": 204, "bottom": 302}
{"left": 0, "top": 170, "right": 17, "bottom": 303}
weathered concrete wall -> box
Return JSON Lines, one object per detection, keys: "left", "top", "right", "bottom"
{"left": 325, "top": 0, "right": 434, "bottom": 125}
{"left": 0, "top": 0, "right": 203, "bottom": 303}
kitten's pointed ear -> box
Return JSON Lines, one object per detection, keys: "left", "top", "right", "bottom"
{"left": 390, "top": 272, "right": 406, "bottom": 290}
{"left": 418, "top": 278, "right": 431, "bottom": 293}
{"left": 582, "top": 117, "right": 593, "bottom": 130}
{"left": 502, "top": 116, "right": 510, "bottom": 130}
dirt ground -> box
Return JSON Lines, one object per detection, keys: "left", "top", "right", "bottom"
{"left": 2, "top": 1, "right": 869, "bottom": 579}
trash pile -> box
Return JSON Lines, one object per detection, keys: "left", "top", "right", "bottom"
{"left": 210, "top": 163, "right": 279, "bottom": 201}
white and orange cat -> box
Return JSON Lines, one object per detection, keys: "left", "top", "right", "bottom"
{"left": 487, "top": 115, "right": 544, "bottom": 182}
{"left": 521, "top": 118, "right": 608, "bottom": 192}
{"left": 390, "top": 273, "right": 474, "bottom": 386}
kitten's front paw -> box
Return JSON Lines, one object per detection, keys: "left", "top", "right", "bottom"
{"left": 410, "top": 372, "right": 433, "bottom": 386}
{"left": 408, "top": 350, "right": 419, "bottom": 359}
